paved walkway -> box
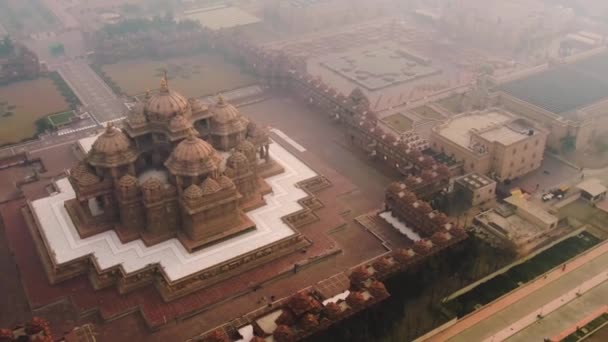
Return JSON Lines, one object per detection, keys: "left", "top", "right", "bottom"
{"left": 424, "top": 240, "right": 608, "bottom": 342}
{"left": 57, "top": 60, "right": 126, "bottom": 124}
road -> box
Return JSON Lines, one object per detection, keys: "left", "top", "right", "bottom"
{"left": 56, "top": 60, "right": 126, "bottom": 124}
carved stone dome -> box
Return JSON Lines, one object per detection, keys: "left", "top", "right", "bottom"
{"left": 144, "top": 78, "right": 191, "bottom": 122}
{"left": 209, "top": 96, "right": 248, "bottom": 136}
{"left": 226, "top": 151, "right": 249, "bottom": 170}
{"left": 165, "top": 132, "right": 221, "bottom": 177}
{"left": 118, "top": 174, "right": 138, "bottom": 188}
{"left": 142, "top": 177, "right": 164, "bottom": 202}
{"left": 236, "top": 139, "right": 256, "bottom": 161}
{"left": 169, "top": 114, "right": 191, "bottom": 132}
{"left": 201, "top": 177, "right": 221, "bottom": 195}
{"left": 74, "top": 170, "right": 100, "bottom": 187}
{"left": 183, "top": 184, "right": 203, "bottom": 199}
{"left": 219, "top": 175, "right": 235, "bottom": 189}
{"left": 87, "top": 124, "right": 138, "bottom": 168}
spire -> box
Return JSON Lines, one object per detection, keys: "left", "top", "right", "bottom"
{"left": 217, "top": 93, "right": 225, "bottom": 105}
{"left": 186, "top": 128, "right": 197, "bottom": 141}
{"left": 160, "top": 69, "right": 169, "bottom": 93}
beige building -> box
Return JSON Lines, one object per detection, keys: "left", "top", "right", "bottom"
{"left": 493, "top": 49, "right": 608, "bottom": 153}
{"left": 431, "top": 109, "right": 548, "bottom": 181}
{"left": 453, "top": 173, "right": 496, "bottom": 207}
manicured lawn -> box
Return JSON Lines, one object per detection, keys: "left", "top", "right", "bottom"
{"left": 382, "top": 113, "right": 413, "bottom": 133}
{"left": 100, "top": 54, "right": 257, "bottom": 98}
{"left": 47, "top": 110, "right": 74, "bottom": 127}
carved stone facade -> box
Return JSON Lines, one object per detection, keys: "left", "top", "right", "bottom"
{"left": 66, "top": 77, "right": 273, "bottom": 252}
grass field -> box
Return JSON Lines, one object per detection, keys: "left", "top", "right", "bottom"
{"left": 443, "top": 231, "right": 601, "bottom": 317}
{"left": 101, "top": 54, "right": 257, "bottom": 98}
{"left": 0, "top": 78, "right": 69, "bottom": 145}
{"left": 382, "top": 113, "right": 414, "bottom": 133}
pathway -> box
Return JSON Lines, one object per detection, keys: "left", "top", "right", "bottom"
{"left": 56, "top": 60, "right": 126, "bottom": 124}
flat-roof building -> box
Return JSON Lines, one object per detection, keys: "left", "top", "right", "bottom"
{"left": 453, "top": 173, "right": 496, "bottom": 207}
{"left": 431, "top": 109, "right": 548, "bottom": 181}
{"left": 577, "top": 178, "right": 608, "bottom": 204}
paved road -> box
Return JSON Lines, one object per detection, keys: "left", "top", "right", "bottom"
{"left": 56, "top": 60, "right": 126, "bottom": 124}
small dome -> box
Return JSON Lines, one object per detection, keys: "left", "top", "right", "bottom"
{"left": 210, "top": 95, "right": 249, "bottom": 136}
{"left": 70, "top": 162, "right": 92, "bottom": 178}
{"left": 88, "top": 123, "right": 137, "bottom": 168}
{"left": 143, "top": 77, "right": 191, "bottom": 122}
{"left": 226, "top": 151, "right": 249, "bottom": 170}
{"left": 236, "top": 139, "right": 256, "bottom": 161}
{"left": 142, "top": 177, "right": 163, "bottom": 191}
{"left": 118, "top": 174, "right": 138, "bottom": 188}
{"left": 71, "top": 162, "right": 99, "bottom": 186}
{"left": 219, "top": 175, "right": 235, "bottom": 189}
{"left": 183, "top": 184, "right": 203, "bottom": 199}
{"left": 201, "top": 177, "right": 221, "bottom": 195}
{"left": 75, "top": 171, "right": 100, "bottom": 187}
{"left": 165, "top": 132, "right": 221, "bottom": 177}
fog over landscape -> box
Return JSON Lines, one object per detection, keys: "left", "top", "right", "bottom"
{"left": 2, "top": 1, "right": 608, "bottom": 342}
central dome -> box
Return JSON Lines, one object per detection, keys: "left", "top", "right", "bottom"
{"left": 164, "top": 131, "right": 221, "bottom": 177}
{"left": 144, "top": 77, "right": 191, "bottom": 122}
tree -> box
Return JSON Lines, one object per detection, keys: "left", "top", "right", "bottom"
{"left": 561, "top": 135, "right": 576, "bottom": 153}
{"left": 0, "top": 35, "right": 14, "bottom": 57}
{"left": 49, "top": 43, "right": 65, "bottom": 56}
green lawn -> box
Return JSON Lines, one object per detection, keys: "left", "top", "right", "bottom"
{"left": 382, "top": 113, "right": 413, "bottom": 133}
{"left": 47, "top": 110, "right": 74, "bottom": 127}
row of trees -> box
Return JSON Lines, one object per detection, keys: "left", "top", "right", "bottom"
{"left": 0, "top": 35, "right": 14, "bottom": 57}
{"left": 99, "top": 15, "right": 200, "bottom": 38}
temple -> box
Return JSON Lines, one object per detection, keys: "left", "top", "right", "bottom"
{"left": 25, "top": 76, "right": 314, "bottom": 301}
{"left": 67, "top": 76, "right": 273, "bottom": 251}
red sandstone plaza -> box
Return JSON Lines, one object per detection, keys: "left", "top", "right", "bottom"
{"left": 0, "top": 70, "right": 465, "bottom": 341}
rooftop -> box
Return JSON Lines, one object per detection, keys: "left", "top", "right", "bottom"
{"left": 437, "top": 110, "right": 533, "bottom": 152}
{"left": 504, "top": 195, "right": 558, "bottom": 226}
{"left": 577, "top": 178, "right": 608, "bottom": 197}
{"left": 455, "top": 173, "right": 495, "bottom": 191}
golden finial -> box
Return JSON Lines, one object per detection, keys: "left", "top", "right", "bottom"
{"left": 160, "top": 69, "right": 168, "bottom": 92}
{"left": 217, "top": 93, "right": 225, "bottom": 105}
{"left": 145, "top": 88, "right": 150, "bottom": 98}
{"left": 186, "top": 128, "right": 197, "bottom": 140}
{"left": 106, "top": 121, "right": 114, "bottom": 133}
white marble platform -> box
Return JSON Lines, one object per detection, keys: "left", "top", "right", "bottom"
{"left": 379, "top": 211, "right": 422, "bottom": 241}
{"left": 31, "top": 141, "right": 316, "bottom": 281}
